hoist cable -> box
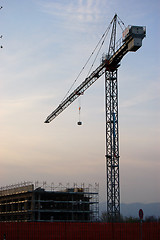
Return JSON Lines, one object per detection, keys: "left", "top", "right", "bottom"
{"left": 86, "top": 24, "right": 111, "bottom": 78}
{"left": 61, "top": 19, "right": 113, "bottom": 103}
{"left": 117, "top": 15, "right": 126, "bottom": 30}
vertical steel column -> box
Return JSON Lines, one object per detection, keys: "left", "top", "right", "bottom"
{"left": 105, "top": 68, "right": 120, "bottom": 221}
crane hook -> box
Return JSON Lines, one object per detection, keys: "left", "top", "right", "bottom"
{"left": 77, "top": 103, "right": 82, "bottom": 125}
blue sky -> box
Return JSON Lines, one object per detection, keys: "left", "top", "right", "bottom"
{"left": 0, "top": 0, "right": 159, "bottom": 205}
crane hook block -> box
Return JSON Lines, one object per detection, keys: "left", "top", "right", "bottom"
{"left": 77, "top": 121, "right": 82, "bottom": 125}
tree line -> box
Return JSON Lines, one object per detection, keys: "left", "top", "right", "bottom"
{"left": 100, "top": 212, "right": 160, "bottom": 223}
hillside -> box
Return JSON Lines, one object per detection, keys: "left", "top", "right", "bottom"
{"left": 99, "top": 202, "right": 160, "bottom": 218}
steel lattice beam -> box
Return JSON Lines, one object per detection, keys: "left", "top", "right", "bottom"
{"left": 105, "top": 68, "right": 120, "bottom": 222}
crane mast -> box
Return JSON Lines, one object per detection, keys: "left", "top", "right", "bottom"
{"left": 45, "top": 15, "right": 146, "bottom": 222}
{"left": 105, "top": 15, "right": 119, "bottom": 221}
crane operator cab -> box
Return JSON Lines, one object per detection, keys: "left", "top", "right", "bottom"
{"left": 122, "top": 25, "right": 146, "bottom": 52}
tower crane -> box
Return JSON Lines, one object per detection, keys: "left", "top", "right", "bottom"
{"left": 45, "top": 14, "right": 146, "bottom": 221}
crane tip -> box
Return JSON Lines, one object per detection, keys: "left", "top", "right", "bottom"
{"left": 44, "top": 120, "right": 49, "bottom": 123}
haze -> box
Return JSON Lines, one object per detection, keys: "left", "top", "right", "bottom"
{"left": 0, "top": 0, "right": 159, "bottom": 205}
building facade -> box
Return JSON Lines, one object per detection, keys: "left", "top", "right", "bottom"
{"left": 0, "top": 182, "right": 99, "bottom": 222}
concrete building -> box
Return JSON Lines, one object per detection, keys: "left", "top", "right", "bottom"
{"left": 0, "top": 182, "right": 99, "bottom": 222}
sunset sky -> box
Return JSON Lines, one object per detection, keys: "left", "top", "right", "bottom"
{"left": 0, "top": 0, "right": 159, "bottom": 205}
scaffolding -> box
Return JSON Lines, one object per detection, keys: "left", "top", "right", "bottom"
{"left": 0, "top": 182, "right": 99, "bottom": 222}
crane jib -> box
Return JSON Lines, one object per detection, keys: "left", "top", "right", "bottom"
{"left": 44, "top": 62, "right": 106, "bottom": 123}
{"left": 45, "top": 25, "right": 146, "bottom": 124}
{"left": 44, "top": 48, "right": 124, "bottom": 124}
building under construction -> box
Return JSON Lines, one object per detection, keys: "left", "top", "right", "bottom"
{"left": 0, "top": 182, "right": 99, "bottom": 222}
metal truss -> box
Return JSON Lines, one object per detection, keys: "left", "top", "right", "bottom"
{"left": 105, "top": 68, "right": 120, "bottom": 221}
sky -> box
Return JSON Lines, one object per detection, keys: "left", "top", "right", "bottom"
{"left": 0, "top": 0, "right": 160, "bottom": 205}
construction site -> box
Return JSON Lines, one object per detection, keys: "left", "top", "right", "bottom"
{"left": 0, "top": 6, "right": 159, "bottom": 239}
{"left": 0, "top": 182, "right": 99, "bottom": 222}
